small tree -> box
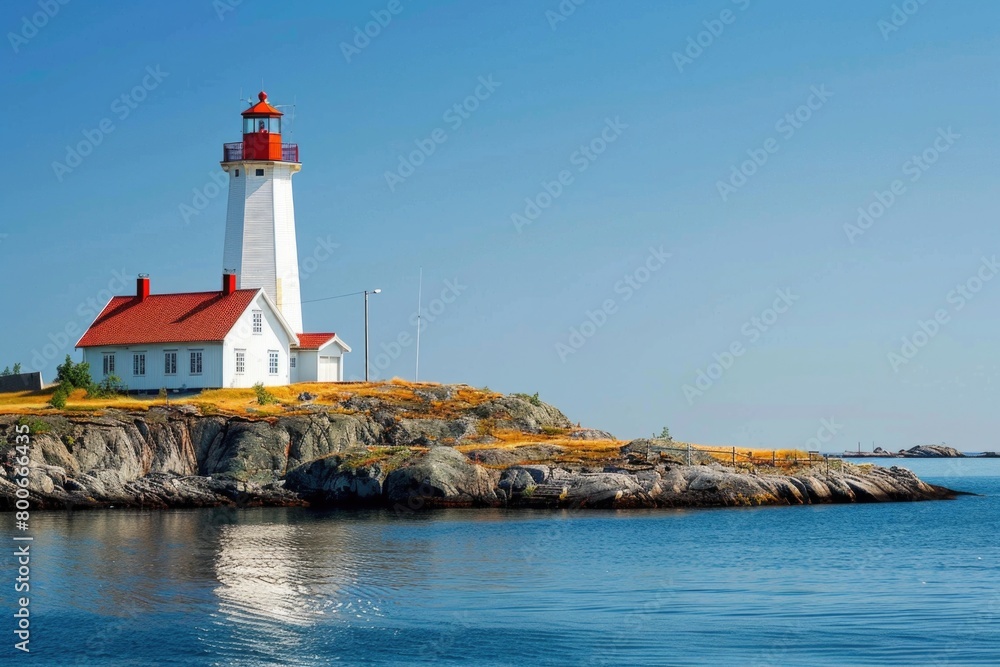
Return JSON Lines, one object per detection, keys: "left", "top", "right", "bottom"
{"left": 655, "top": 426, "right": 673, "bottom": 442}
{"left": 253, "top": 382, "right": 277, "bottom": 405}
{"left": 49, "top": 383, "right": 70, "bottom": 409}
{"left": 56, "top": 355, "right": 92, "bottom": 389}
{"left": 1, "top": 367, "right": 9, "bottom": 376}
{"left": 12, "top": 363, "right": 21, "bottom": 374}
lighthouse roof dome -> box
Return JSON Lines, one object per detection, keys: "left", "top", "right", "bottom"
{"left": 242, "top": 91, "right": 283, "bottom": 117}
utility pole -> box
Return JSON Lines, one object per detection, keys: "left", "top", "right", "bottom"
{"left": 364, "top": 289, "right": 381, "bottom": 381}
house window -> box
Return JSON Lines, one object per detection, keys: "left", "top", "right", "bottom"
{"left": 190, "top": 350, "right": 203, "bottom": 375}
{"left": 252, "top": 310, "right": 263, "bottom": 334}
{"left": 289, "top": 357, "right": 296, "bottom": 369}
{"left": 255, "top": 168, "right": 264, "bottom": 176}
{"left": 235, "top": 350, "right": 245, "bottom": 375}
{"left": 164, "top": 351, "right": 177, "bottom": 375}
{"left": 268, "top": 350, "right": 279, "bottom": 375}
{"left": 235, "top": 169, "right": 240, "bottom": 177}
{"left": 102, "top": 353, "right": 115, "bottom": 376}
{"left": 133, "top": 353, "right": 146, "bottom": 377}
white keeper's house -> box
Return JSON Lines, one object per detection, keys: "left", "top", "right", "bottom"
{"left": 76, "top": 91, "right": 350, "bottom": 391}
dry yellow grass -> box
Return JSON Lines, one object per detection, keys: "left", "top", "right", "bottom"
{"left": 0, "top": 388, "right": 155, "bottom": 414}
{"left": 194, "top": 378, "right": 501, "bottom": 416}
{"left": 0, "top": 378, "right": 501, "bottom": 418}
{"left": 455, "top": 429, "right": 624, "bottom": 467}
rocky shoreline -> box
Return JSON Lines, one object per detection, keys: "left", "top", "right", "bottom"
{"left": 0, "top": 386, "right": 960, "bottom": 511}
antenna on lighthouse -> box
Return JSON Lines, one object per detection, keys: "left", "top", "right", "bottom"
{"left": 415, "top": 267, "right": 423, "bottom": 382}
{"left": 275, "top": 96, "right": 297, "bottom": 138}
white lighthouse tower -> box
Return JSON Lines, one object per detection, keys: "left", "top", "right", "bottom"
{"left": 221, "top": 91, "right": 303, "bottom": 333}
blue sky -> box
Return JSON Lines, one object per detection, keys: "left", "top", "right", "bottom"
{"left": 3, "top": 0, "right": 999, "bottom": 450}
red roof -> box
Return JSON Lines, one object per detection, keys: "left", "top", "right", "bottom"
{"left": 77, "top": 289, "right": 260, "bottom": 348}
{"left": 293, "top": 333, "right": 339, "bottom": 350}
{"left": 242, "top": 91, "right": 282, "bottom": 117}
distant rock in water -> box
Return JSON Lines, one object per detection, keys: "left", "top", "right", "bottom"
{"left": 901, "top": 445, "right": 964, "bottom": 458}
{"left": 844, "top": 445, "right": 965, "bottom": 458}
{"left": 0, "top": 384, "right": 962, "bottom": 511}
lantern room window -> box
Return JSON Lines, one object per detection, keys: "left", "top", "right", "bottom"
{"left": 243, "top": 116, "right": 280, "bottom": 134}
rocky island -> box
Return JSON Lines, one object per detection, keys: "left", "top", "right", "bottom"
{"left": 843, "top": 445, "right": 1000, "bottom": 458}
{"left": 0, "top": 382, "right": 959, "bottom": 511}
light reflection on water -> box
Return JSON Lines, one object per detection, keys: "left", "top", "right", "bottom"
{"left": 12, "top": 462, "right": 1000, "bottom": 666}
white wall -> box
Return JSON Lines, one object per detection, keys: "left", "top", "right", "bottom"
{"left": 295, "top": 350, "right": 318, "bottom": 382}
{"left": 222, "top": 291, "right": 296, "bottom": 388}
{"left": 83, "top": 343, "right": 224, "bottom": 392}
{"left": 221, "top": 161, "right": 303, "bottom": 333}
{"left": 272, "top": 168, "right": 302, "bottom": 333}
{"left": 292, "top": 342, "right": 346, "bottom": 383}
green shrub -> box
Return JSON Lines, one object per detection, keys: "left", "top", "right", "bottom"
{"left": 253, "top": 382, "right": 277, "bottom": 405}
{"left": 49, "top": 385, "right": 69, "bottom": 409}
{"left": 86, "top": 375, "right": 126, "bottom": 399}
{"left": 16, "top": 416, "right": 50, "bottom": 434}
{"left": 514, "top": 392, "right": 542, "bottom": 407}
{"left": 56, "top": 355, "right": 92, "bottom": 389}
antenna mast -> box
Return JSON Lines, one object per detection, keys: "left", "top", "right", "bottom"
{"left": 415, "top": 268, "right": 423, "bottom": 382}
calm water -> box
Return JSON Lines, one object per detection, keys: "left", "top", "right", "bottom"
{"left": 6, "top": 459, "right": 1000, "bottom": 666}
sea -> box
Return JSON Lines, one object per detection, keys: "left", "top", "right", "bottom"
{"left": 5, "top": 458, "right": 999, "bottom": 666}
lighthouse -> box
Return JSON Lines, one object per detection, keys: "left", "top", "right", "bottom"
{"left": 221, "top": 91, "right": 303, "bottom": 333}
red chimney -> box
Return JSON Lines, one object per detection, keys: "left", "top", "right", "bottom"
{"left": 223, "top": 273, "right": 237, "bottom": 296}
{"left": 137, "top": 274, "right": 150, "bottom": 301}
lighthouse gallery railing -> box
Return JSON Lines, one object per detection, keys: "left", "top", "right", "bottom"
{"left": 223, "top": 143, "right": 299, "bottom": 162}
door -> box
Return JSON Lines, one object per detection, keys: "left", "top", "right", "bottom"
{"left": 290, "top": 353, "right": 299, "bottom": 383}
{"left": 318, "top": 355, "right": 341, "bottom": 382}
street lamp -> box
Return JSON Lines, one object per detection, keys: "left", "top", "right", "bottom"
{"left": 364, "top": 289, "right": 381, "bottom": 381}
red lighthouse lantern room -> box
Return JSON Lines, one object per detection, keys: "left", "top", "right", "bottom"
{"left": 223, "top": 91, "right": 299, "bottom": 163}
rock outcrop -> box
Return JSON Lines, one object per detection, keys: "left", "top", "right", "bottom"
{"left": 0, "top": 387, "right": 960, "bottom": 510}
{"left": 845, "top": 444, "right": 966, "bottom": 458}
{"left": 901, "top": 445, "right": 964, "bottom": 458}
